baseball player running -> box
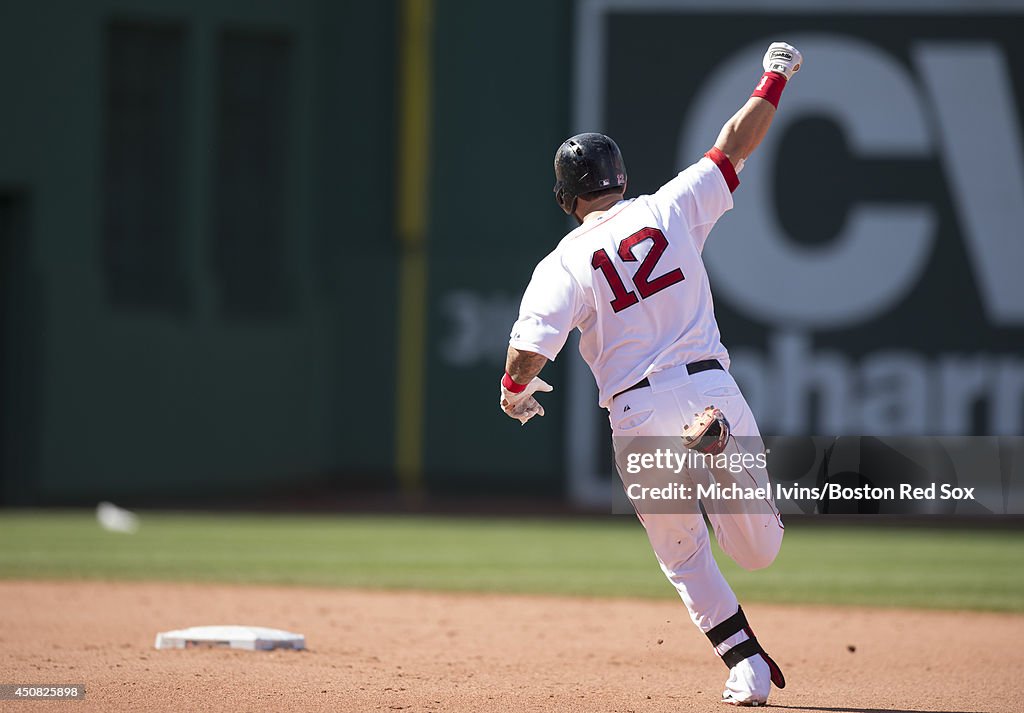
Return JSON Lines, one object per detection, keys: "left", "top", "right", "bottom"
{"left": 499, "top": 43, "right": 803, "bottom": 706}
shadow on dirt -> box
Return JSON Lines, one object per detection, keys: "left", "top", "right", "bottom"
{"left": 772, "top": 707, "right": 986, "bottom": 713}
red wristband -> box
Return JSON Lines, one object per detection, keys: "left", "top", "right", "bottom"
{"left": 704, "top": 147, "right": 739, "bottom": 193}
{"left": 502, "top": 372, "right": 527, "bottom": 393}
{"left": 751, "top": 71, "right": 786, "bottom": 109}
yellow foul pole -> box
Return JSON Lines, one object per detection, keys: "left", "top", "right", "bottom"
{"left": 394, "top": 0, "right": 433, "bottom": 492}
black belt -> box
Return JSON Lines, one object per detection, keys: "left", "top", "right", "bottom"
{"left": 613, "top": 359, "right": 723, "bottom": 400}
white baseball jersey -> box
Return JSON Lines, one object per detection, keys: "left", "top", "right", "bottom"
{"left": 509, "top": 156, "right": 735, "bottom": 408}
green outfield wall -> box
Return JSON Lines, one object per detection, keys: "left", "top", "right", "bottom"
{"left": 2, "top": 1, "right": 1023, "bottom": 506}
{"left": 0, "top": 0, "right": 572, "bottom": 504}
{"left": 0, "top": 0, "right": 404, "bottom": 503}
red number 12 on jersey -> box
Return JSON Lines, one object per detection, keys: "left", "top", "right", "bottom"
{"left": 591, "top": 227, "right": 684, "bottom": 313}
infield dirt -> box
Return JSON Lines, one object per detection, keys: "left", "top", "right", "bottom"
{"left": 1, "top": 581, "right": 1020, "bottom": 712}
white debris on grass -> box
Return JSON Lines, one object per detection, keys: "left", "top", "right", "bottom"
{"left": 96, "top": 501, "right": 139, "bottom": 534}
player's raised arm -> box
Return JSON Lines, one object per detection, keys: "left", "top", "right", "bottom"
{"left": 711, "top": 42, "right": 803, "bottom": 174}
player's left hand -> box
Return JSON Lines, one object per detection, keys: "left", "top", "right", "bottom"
{"left": 500, "top": 377, "right": 554, "bottom": 425}
{"left": 763, "top": 42, "right": 803, "bottom": 81}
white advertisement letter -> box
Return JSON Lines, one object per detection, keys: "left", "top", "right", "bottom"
{"left": 680, "top": 35, "right": 936, "bottom": 328}
{"left": 915, "top": 42, "right": 1024, "bottom": 326}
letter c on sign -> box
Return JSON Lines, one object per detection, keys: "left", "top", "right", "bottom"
{"left": 679, "top": 34, "right": 936, "bottom": 328}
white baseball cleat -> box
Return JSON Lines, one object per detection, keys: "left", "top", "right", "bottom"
{"left": 720, "top": 655, "right": 772, "bottom": 706}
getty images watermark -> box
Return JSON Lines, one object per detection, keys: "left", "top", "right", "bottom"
{"left": 624, "top": 448, "right": 768, "bottom": 476}
{"left": 612, "top": 436, "right": 1024, "bottom": 515}
{"left": 623, "top": 448, "right": 976, "bottom": 501}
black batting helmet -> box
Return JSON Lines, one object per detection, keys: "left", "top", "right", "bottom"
{"left": 553, "top": 133, "right": 627, "bottom": 215}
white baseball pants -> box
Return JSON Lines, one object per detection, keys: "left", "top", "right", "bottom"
{"left": 609, "top": 364, "right": 784, "bottom": 635}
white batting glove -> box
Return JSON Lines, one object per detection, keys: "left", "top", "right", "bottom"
{"left": 500, "top": 377, "right": 554, "bottom": 426}
{"left": 763, "top": 42, "right": 803, "bottom": 81}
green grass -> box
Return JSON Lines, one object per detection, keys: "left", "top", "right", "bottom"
{"left": 0, "top": 512, "right": 1022, "bottom": 612}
